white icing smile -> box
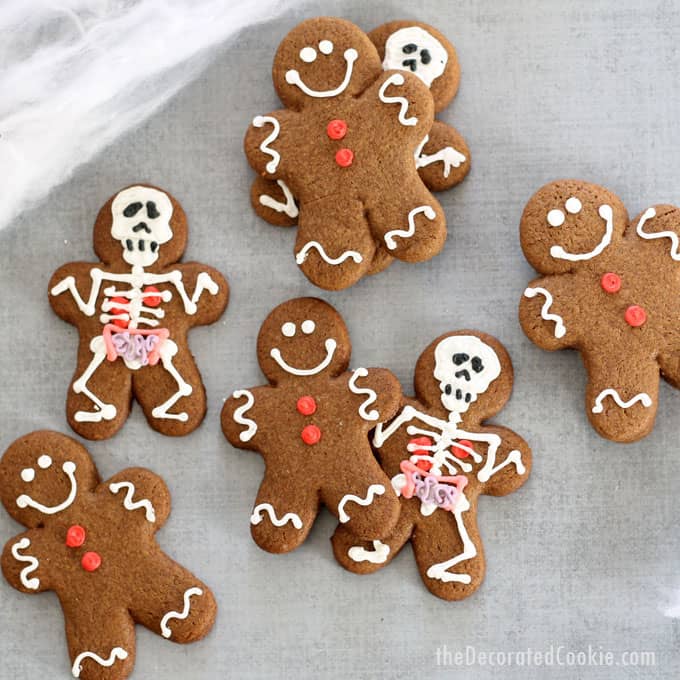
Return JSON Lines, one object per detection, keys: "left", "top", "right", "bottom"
{"left": 16, "top": 459, "right": 78, "bottom": 515}
{"left": 285, "top": 48, "right": 358, "bottom": 98}
{"left": 550, "top": 204, "right": 613, "bottom": 261}
{"left": 270, "top": 338, "right": 337, "bottom": 376}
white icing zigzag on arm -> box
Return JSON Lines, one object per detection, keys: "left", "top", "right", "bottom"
{"left": 378, "top": 73, "right": 418, "bottom": 126}
{"left": 348, "top": 539, "right": 390, "bottom": 564}
{"left": 72, "top": 647, "right": 128, "bottom": 678}
{"left": 232, "top": 389, "right": 257, "bottom": 442}
{"left": 636, "top": 207, "right": 680, "bottom": 259}
{"left": 250, "top": 503, "right": 303, "bottom": 529}
{"left": 592, "top": 389, "right": 652, "bottom": 414}
{"left": 295, "top": 240, "right": 363, "bottom": 266}
{"left": 252, "top": 115, "right": 281, "bottom": 174}
{"left": 11, "top": 537, "right": 40, "bottom": 589}
{"left": 348, "top": 368, "right": 379, "bottom": 421}
{"left": 523, "top": 287, "right": 567, "bottom": 338}
{"left": 109, "top": 481, "right": 156, "bottom": 522}
{"left": 337, "top": 484, "right": 385, "bottom": 523}
{"left": 160, "top": 587, "right": 204, "bottom": 638}
{"left": 384, "top": 205, "right": 436, "bottom": 250}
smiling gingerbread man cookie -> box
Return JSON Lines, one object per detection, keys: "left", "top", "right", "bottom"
{"left": 0, "top": 430, "right": 216, "bottom": 680}
{"left": 221, "top": 297, "right": 402, "bottom": 553}
{"left": 49, "top": 184, "right": 229, "bottom": 440}
{"left": 245, "top": 17, "right": 470, "bottom": 290}
{"left": 332, "top": 331, "right": 531, "bottom": 601}
{"left": 519, "top": 180, "right": 680, "bottom": 442}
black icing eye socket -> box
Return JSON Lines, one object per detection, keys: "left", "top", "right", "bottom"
{"left": 452, "top": 353, "right": 469, "bottom": 366}
{"left": 420, "top": 49, "right": 431, "bottom": 65}
{"left": 123, "top": 202, "right": 143, "bottom": 218}
{"left": 146, "top": 201, "right": 160, "bottom": 219}
{"left": 402, "top": 43, "right": 418, "bottom": 54}
{"left": 471, "top": 356, "right": 484, "bottom": 373}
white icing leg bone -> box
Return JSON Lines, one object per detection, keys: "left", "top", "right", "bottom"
{"left": 151, "top": 340, "right": 193, "bottom": 422}
{"left": 72, "top": 336, "right": 117, "bottom": 423}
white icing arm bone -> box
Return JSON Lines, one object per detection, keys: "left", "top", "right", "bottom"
{"left": 163, "top": 270, "right": 219, "bottom": 315}
{"left": 50, "top": 268, "right": 105, "bottom": 316}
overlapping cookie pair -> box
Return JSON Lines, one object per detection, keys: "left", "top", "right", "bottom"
{"left": 222, "top": 298, "right": 531, "bottom": 600}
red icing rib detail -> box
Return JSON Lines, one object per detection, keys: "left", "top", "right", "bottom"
{"left": 452, "top": 439, "right": 474, "bottom": 459}
{"left": 296, "top": 396, "right": 317, "bottom": 416}
{"left": 81, "top": 551, "right": 101, "bottom": 572}
{"left": 109, "top": 297, "right": 129, "bottom": 328}
{"left": 335, "top": 148, "right": 354, "bottom": 167}
{"left": 301, "top": 424, "right": 321, "bottom": 445}
{"left": 326, "top": 119, "right": 348, "bottom": 140}
{"left": 65, "top": 525, "right": 86, "bottom": 548}
{"left": 625, "top": 305, "right": 646, "bottom": 327}
{"left": 601, "top": 272, "right": 621, "bottom": 293}
{"left": 143, "top": 285, "right": 162, "bottom": 307}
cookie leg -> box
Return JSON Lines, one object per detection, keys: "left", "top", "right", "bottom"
{"left": 412, "top": 496, "right": 485, "bottom": 601}
{"left": 322, "top": 466, "right": 400, "bottom": 541}
{"left": 67, "top": 336, "right": 132, "bottom": 440}
{"left": 331, "top": 509, "right": 413, "bottom": 574}
{"left": 64, "top": 605, "right": 136, "bottom": 680}
{"left": 250, "top": 176, "right": 298, "bottom": 226}
{"left": 368, "top": 185, "right": 446, "bottom": 262}
{"left": 583, "top": 345, "right": 660, "bottom": 442}
{"left": 249, "top": 471, "right": 319, "bottom": 553}
{"left": 132, "top": 339, "right": 206, "bottom": 436}
{"left": 129, "top": 554, "right": 216, "bottom": 644}
{"left": 294, "top": 197, "right": 375, "bottom": 290}
{"left": 658, "top": 349, "right": 680, "bottom": 390}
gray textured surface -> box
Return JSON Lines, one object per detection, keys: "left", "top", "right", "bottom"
{"left": 1, "top": 0, "right": 680, "bottom": 678}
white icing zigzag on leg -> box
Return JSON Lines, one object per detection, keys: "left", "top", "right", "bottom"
{"left": 592, "top": 389, "right": 652, "bottom": 414}
{"left": 160, "top": 587, "right": 204, "bottom": 639}
{"left": 337, "top": 484, "right": 386, "bottom": 523}
{"left": 250, "top": 503, "right": 303, "bottom": 529}
{"left": 348, "top": 539, "right": 390, "bottom": 564}
{"left": 72, "top": 647, "right": 128, "bottom": 678}
{"left": 384, "top": 205, "right": 436, "bottom": 250}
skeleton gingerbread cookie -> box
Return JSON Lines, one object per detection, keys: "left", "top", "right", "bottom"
{"left": 245, "top": 17, "right": 470, "bottom": 290}
{"left": 221, "top": 297, "right": 402, "bottom": 553}
{"left": 519, "top": 180, "right": 680, "bottom": 442}
{"left": 0, "top": 431, "right": 216, "bottom": 680}
{"left": 49, "top": 185, "right": 228, "bottom": 440}
{"left": 332, "top": 332, "right": 531, "bottom": 601}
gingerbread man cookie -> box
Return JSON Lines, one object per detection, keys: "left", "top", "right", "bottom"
{"left": 49, "top": 185, "right": 229, "bottom": 440}
{"left": 245, "top": 17, "right": 469, "bottom": 290}
{"left": 332, "top": 332, "right": 531, "bottom": 601}
{"left": 0, "top": 431, "right": 216, "bottom": 680}
{"left": 221, "top": 297, "right": 402, "bottom": 553}
{"left": 519, "top": 180, "right": 680, "bottom": 442}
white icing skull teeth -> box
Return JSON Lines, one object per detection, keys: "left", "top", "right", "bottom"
{"left": 433, "top": 336, "right": 501, "bottom": 416}
{"left": 111, "top": 186, "right": 174, "bottom": 268}
{"left": 383, "top": 26, "right": 448, "bottom": 87}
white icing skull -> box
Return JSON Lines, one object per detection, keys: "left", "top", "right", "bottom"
{"left": 111, "top": 186, "right": 173, "bottom": 267}
{"left": 383, "top": 26, "right": 448, "bottom": 87}
{"left": 433, "top": 336, "right": 501, "bottom": 415}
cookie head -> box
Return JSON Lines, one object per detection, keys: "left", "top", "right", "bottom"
{"left": 369, "top": 21, "right": 460, "bottom": 111}
{"left": 520, "top": 180, "right": 628, "bottom": 275}
{"left": 0, "top": 431, "right": 97, "bottom": 528}
{"left": 257, "top": 297, "right": 351, "bottom": 383}
{"left": 414, "top": 331, "right": 513, "bottom": 422}
{"left": 273, "top": 18, "right": 381, "bottom": 109}
{"left": 93, "top": 184, "right": 188, "bottom": 268}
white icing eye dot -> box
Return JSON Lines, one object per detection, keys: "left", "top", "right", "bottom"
{"left": 301, "top": 320, "right": 316, "bottom": 335}
{"left": 565, "top": 196, "right": 582, "bottom": 214}
{"left": 547, "top": 209, "right": 565, "bottom": 227}
{"left": 319, "top": 40, "right": 333, "bottom": 55}
{"left": 21, "top": 468, "right": 35, "bottom": 482}
{"left": 299, "top": 47, "right": 317, "bottom": 63}
{"left": 37, "top": 455, "right": 52, "bottom": 469}
{"left": 282, "top": 322, "right": 296, "bottom": 337}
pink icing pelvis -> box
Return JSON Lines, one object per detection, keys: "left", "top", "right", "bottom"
{"left": 399, "top": 460, "right": 467, "bottom": 512}
{"left": 102, "top": 324, "right": 169, "bottom": 366}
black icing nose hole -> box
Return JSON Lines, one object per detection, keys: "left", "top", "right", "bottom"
{"left": 402, "top": 58, "right": 417, "bottom": 71}
{"left": 132, "top": 222, "right": 151, "bottom": 233}
{"left": 420, "top": 49, "right": 432, "bottom": 65}
{"left": 402, "top": 43, "right": 418, "bottom": 54}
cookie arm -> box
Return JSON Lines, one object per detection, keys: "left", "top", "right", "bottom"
{"left": 415, "top": 120, "right": 470, "bottom": 192}
{"left": 48, "top": 262, "right": 105, "bottom": 326}
{"left": 346, "top": 367, "right": 402, "bottom": 426}
{"left": 2, "top": 529, "right": 52, "bottom": 594}
{"left": 169, "top": 263, "right": 229, "bottom": 327}
{"left": 221, "top": 385, "right": 271, "bottom": 451}
{"left": 519, "top": 274, "right": 579, "bottom": 350}
{"left": 243, "top": 108, "right": 294, "bottom": 179}
{"left": 100, "top": 468, "right": 171, "bottom": 530}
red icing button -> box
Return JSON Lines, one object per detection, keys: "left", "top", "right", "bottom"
{"left": 296, "top": 396, "right": 317, "bottom": 416}
{"left": 143, "top": 285, "right": 162, "bottom": 307}
{"left": 65, "top": 525, "right": 86, "bottom": 548}
{"left": 601, "top": 272, "right": 621, "bottom": 293}
{"left": 109, "top": 296, "right": 129, "bottom": 328}
{"left": 81, "top": 551, "right": 101, "bottom": 572}
{"left": 335, "top": 148, "right": 354, "bottom": 167}
{"left": 301, "top": 424, "right": 321, "bottom": 445}
{"left": 625, "top": 305, "right": 647, "bottom": 327}
{"left": 452, "top": 440, "right": 474, "bottom": 458}
{"left": 326, "top": 119, "right": 347, "bottom": 140}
